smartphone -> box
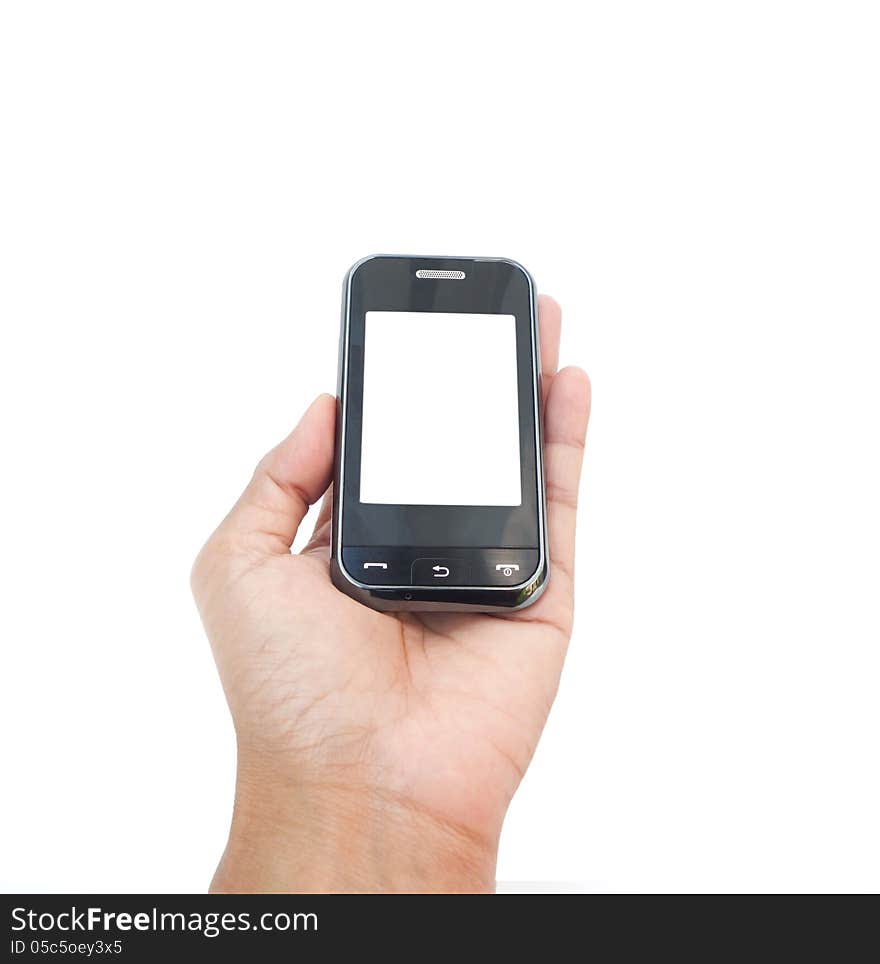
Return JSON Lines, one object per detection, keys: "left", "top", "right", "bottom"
{"left": 330, "top": 254, "right": 548, "bottom": 612}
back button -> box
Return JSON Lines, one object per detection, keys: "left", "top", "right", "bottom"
{"left": 411, "top": 558, "right": 470, "bottom": 586}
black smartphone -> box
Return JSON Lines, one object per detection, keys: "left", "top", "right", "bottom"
{"left": 330, "top": 254, "right": 548, "bottom": 612}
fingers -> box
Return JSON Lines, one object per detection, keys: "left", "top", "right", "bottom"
{"left": 543, "top": 367, "right": 591, "bottom": 582}
{"left": 537, "top": 295, "right": 561, "bottom": 402}
{"left": 214, "top": 394, "right": 336, "bottom": 555}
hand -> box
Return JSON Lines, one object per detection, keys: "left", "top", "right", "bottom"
{"left": 191, "top": 296, "right": 591, "bottom": 892}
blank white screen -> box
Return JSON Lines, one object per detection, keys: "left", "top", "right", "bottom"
{"left": 360, "top": 311, "right": 521, "bottom": 506}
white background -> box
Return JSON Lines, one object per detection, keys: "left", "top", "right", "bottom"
{"left": 361, "top": 311, "right": 521, "bottom": 506}
{"left": 1, "top": 2, "right": 878, "bottom": 893}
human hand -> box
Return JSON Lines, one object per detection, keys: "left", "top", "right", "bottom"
{"left": 191, "top": 296, "right": 591, "bottom": 892}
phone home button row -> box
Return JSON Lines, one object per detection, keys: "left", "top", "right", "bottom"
{"left": 342, "top": 548, "right": 540, "bottom": 587}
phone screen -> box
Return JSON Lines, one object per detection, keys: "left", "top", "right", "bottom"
{"left": 360, "top": 311, "right": 521, "bottom": 506}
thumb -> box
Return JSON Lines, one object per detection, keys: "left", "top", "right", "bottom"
{"left": 211, "top": 393, "right": 336, "bottom": 556}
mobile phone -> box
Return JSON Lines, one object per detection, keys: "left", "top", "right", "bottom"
{"left": 330, "top": 254, "right": 548, "bottom": 612}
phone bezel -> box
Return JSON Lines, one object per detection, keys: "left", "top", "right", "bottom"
{"left": 332, "top": 254, "right": 548, "bottom": 607}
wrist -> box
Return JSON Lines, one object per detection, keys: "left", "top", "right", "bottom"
{"left": 211, "top": 757, "right": 498, "bottom": 893}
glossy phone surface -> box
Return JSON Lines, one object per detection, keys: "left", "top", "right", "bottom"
{"left": 331, "top": 255, "right": 548, "bottom": 612}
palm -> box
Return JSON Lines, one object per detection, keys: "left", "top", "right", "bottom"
{"left": 216, "top": 532, "right": 572, "bottom": 838}
{"left": 193, "top": 296, "right": 589, "bottom": 846}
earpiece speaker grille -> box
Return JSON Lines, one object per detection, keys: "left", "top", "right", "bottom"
{"left": 415, "top": 269, "right": 466, "bottom": 280}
